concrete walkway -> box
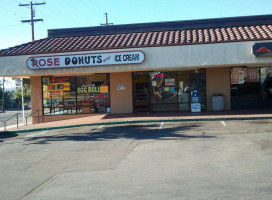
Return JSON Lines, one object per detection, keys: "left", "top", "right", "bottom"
{"left": 1, "top": 109, "right": 272, "bottom": 133}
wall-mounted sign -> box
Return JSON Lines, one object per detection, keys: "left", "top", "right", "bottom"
{"left": 26, "top": 51, "right": 145, "bottom": 69}
{"left": 117, "top": 83, "right": 125, "bottom": 90}
{"left": 252, "top": 43, "right": 272, "bottom": 57}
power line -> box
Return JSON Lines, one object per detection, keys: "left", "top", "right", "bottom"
{"left": 19, "top": 1, "right": 45, "bottom": 41}
{"left": 61, "top": 0, "right": 92, "bottom": 20}
{"left": 44, "top": 3, "right": 85, "bottom": 26}
{"left": 39, "top": 6, "right": 73, "bottom": 27}
{"left": 0, "top": 4, "right": 24, "bottom": 18}
{"left": 0, "top": 24, "right": 22, "bottom": 31}
{"left": 78, "top": 0, "right": 101, "bottom": 19}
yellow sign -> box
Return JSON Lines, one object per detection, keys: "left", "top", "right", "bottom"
{"left": 48, "top": 82, "right": 70, "bottom": 91}
{"left": 77, "top": 86, "right": 109, "bottom": 94}
{"left": 100, "top": 86, "right": 109, "bottom": 93}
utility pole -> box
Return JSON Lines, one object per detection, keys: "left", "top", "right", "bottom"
{"left": 100, "top": 13, "right": 113, "bottom": 26}
{"left": 19, "top": 1, "right": 45, "bottom": 41}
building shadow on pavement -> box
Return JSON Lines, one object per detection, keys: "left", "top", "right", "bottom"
{"left": 24, "top": 123, "right": 216, "bottom": 145}
{"left": 0, "top": 132, "right": 18, "bottom": 142}
{"left": 101, "top": 109, "right": 272, "bottom": 120}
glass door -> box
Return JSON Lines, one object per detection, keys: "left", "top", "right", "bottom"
{"left": 177, "top": 69, "right": 206, "bottom": 112}
{"left": 132, "top": 72, "right": 149, "bottom": 112}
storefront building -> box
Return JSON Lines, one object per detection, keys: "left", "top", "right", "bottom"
{"left": 2, "top": 14, "right": 272, "bottom": 124}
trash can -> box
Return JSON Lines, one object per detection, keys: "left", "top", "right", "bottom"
{"left": 212, "top": 94, "right": 224, "bottom": 111}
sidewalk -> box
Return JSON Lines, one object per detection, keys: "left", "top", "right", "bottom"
{"left": 2, "top": 109, "right": 272, "bottom": 133}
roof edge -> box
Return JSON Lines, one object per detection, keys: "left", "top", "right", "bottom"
{"left": 48, "top": 14, "right": 272, "bottom": 38}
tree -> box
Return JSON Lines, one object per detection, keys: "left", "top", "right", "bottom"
{"left": 0, "top": 88, "right": 12, "bottom": 109}
{"left": 14, "top": 79, "right": 31, "bottom": 106}
{"left": 0, "top": 78, "right": 12, "bottom": 110}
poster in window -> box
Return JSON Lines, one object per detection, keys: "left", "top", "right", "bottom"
{"left": 246, "top": 68, "right": 259, "bottom": 82}
{"left": 231, "top": 67, "right": 245, "bottom": 84}
{"left": 165, "top": 78, "right": 175, "bottom": 86}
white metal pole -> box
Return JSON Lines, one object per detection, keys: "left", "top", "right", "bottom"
{"left": 2, "top": 77, "right": 4, "bottom": 112}
{"left": 21, "top": 78, "right": 25, "bottom": 125}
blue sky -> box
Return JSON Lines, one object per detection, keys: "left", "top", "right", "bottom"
{"left": 1, "top": 0, "right": 272, "bottom": 50}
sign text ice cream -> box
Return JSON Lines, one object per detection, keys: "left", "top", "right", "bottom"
{"left": 26, "top": 51, "right": 144, "bottom": 69}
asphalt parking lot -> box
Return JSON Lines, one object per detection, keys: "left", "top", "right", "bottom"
{"left": 0, "top": 120, "right": 272, "bottom": 200}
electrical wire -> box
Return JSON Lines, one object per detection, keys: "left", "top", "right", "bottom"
{"left": 0, "top": 24, "right": 22, "bottom": 31}
{"left": 45, "top": 2, "right": 84, "bottom": 26}
{"left": 40, "top": 3, "right": 79, "bottom": 26}
{"left": 61, "top": 0, "right": 95, "bottom": 21}
{"left": 0, "top": 4, "right": 25, "bottom": 19}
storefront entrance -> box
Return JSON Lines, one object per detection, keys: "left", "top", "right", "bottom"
{"left": 132, "top": 72, "right": 149, "bottom": 112}
{"left": 231, "top": 67, "right": 272, "bottom": 109}
{"left": 132, "top": 70, "right": 206, "bottom": 112}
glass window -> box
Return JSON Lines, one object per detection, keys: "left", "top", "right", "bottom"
{"left": 133, "top": 70, "right": 207, "bottom": 112}
{"left": 76, "top": 74, "right": 110, "bottom": 114}
{"left": 231, "top": 67, "right": 260, "bottom": 109}
{"left": 149, "top": 71, "right": 178, "bottom": 112}
{"left": 43, "top": 76, "right": 76, "bottom": 115}
{"left": 260, "top": 67, "right": 272, "bottom": 108}
{"left": 42, "top": 74, "right": 110, "bottom": 115}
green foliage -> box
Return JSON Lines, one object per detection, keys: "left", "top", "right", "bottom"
{"left": 0, "top": 88, "right": 12, "bottom": 108}
{"left": 14, "top": 79, "right": 31, "bottom": 105}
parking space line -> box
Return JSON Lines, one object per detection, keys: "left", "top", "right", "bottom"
{"left": 93, "top": 125, "right": 104, "bottom": 133}
{"left": 159, "top": 122, "right": 164, "bottom": 132}
{"left": 221, "top": 121, "right": 227, "bottom": 127}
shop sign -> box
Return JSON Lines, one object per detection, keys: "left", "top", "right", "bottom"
{"left": 149, "top": 72, "right": 164, "bottom": 79}
{"left": 48, "top": 82, "right": 70, "bottom": 91}
{"left": 78, "top": 86, "right": 100, "bottom": 94}
{"left": 252, "top": 43, "right": 272, "bottom": 57}
{"left": 50, "top": 76, "right": 69, "bottom": 83}
{"left": 26, "top": 51, "right": 145, "bottom": 69}
{"left": 165, "top": 78, "right": 175, "bottom": 86}
{"left": 231, "top": 67, "right": 245, "bottom": 84}
{"left": 77, "top": 86, "right": 108, "bottom": 94}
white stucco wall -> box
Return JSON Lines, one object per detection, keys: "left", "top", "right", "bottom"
{"left": 1, "top": 40, "right": 272, "bottom": 77}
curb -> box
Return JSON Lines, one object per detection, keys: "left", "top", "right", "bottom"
{"left": 1, "top": 116, "right": 272, "bottom": 134}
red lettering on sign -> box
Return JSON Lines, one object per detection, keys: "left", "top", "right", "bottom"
{"left": 54, "top": 58, "right": 60, "bottom": 66}
{"left": 31, "top": 58, "right": 38, "bottom": 67}
{"left": 47, "top": 58, "right": 53, "bottom": 66}
{"left": 39, "top": 59, "right": 46, "bottom": 67}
